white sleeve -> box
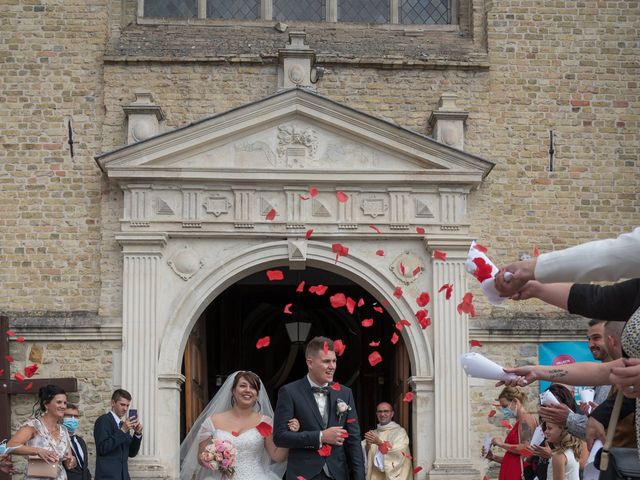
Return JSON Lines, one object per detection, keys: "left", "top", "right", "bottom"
{"left": 535, "top": 227, "right": 640, "bottom": 283}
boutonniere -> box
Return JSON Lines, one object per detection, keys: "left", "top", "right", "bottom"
{"left": 336, "top": 398, "right": 351, "bottom": 422}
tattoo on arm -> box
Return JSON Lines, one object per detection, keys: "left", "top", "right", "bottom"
{"left": 548, "top": 369, "right": 568, "bottom": 379}
{"left": 519, "top": 421, "right": 533, "bottom": 444}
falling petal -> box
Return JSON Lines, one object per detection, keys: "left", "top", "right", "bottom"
{"left": 16, "top": 337, "right": 25, "bottom": 343}
{"left": 265, "top": 208, "right": 277, "bottom": 221}
{"left": 402, "top": 392, "right": 414, "bottom": 403}
{"left": 255, "top": 422, "right": 273, "bottom": 437}
{"left": 375, "top": 250, "right": 385, "bottom": 256}
{"left": 330, "top": 293, "right": 347, "bottom": 309}
{"left": 373, "top": 306, "right": 384, "bottom": 314}
{"left": 533, "top": 246, "right": 540, "bottom": 257}
{"left": 416, "top": 292, "right": 430, "bottom": 307}
{"left": 433, "top": 249, "right": 447, "bottom": 260}
{"left": 309, "top": 187, "right": 319, "bottom": 198}
{"left": 361, "top": 318, "right": 374, "bottom": 328}
{"left": 357, "top": 298, "right": 365, "bottom": 307}
{"left": 368, "top": 351, "right": 383, "bottom": 366}
{"left": 336, "top": 191, "right": 349, "bottom": 203}
{"left": 393, "top": 287, "right": 403, "bottom": 299}
{"left": 474, "top": 243, "right": 488, "bottom": 254}
{"left": 412, "top": 266, "right": 422, "bottom": 276}
{"left": 330, "top": 382, "right": 341, "bottom": 391}
{"left": 266, "top": 270, "right": 284, "bottom": 281}
{"left": 390, "top": 333, "right": 399, "bottom": 345}
{"left": 469, "top": 339, "right": 483, "bottom": 347}
{"left": 24, "top": 364, "right": 38, "bottom": 378}
{"left": 284, "top": 303, "right": 293, "bottom": 315}
{"left": 317, "top": 444, "right": 332, "bottom": 457}
{"left": 5, "top": 330, "right": 16, "bottom": 337}
{"left": 305, "top": 229, "right": 314, "bottom": 240}
{"left": 416, "top": 227, "right": 425, "bottom": 235}
{"left": 333, "top": 339, "right": 346, "bottom": 356}
{"left": 346, "top": 297, "right": 356, "bottom": 314}
{"left": 368, "top": 225, "right": 381, "bottom": 234}
{"left": 296, "top": 281, "right": 305, "bottom": 293}
{"left": 256, "top": 336, "right": 271, "bottom": 349}
{"left": 14, "top": 372, "right": 24, "bottom": 382}
{"left": 369, "top": 341, "right": 380, "bottom": 347}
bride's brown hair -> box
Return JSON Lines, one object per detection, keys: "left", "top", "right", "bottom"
{"left": 232, "top": 371, "right": 261, "bottom": 393}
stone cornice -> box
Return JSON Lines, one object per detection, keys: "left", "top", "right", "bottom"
{"left": 3, "top": 313, "right": 122, "bottom": 341}
{"left": 470, "top": 316, "right": 590, "bottom": 342}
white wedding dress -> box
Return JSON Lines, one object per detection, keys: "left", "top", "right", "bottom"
{"left": 196, "top": 417, "right": 281, "bottom": 480}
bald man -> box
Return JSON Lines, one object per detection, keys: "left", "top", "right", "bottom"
{"left": 363, "top": 403, "right": 412, "bottom": 480}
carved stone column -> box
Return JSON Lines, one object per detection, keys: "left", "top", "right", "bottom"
{"left": 156, "top": 373, "right": 185, "bottom": 478}
{"left": 409, "top": 376, "right": 435, "bottom": 476}
{"left": 425, "top": 235, "right": 478, "bottom": 479}
{"left": 116, "top": 233, "right": 167, "bottom": 459}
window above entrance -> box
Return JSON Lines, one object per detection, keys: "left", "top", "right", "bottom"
{"left": 141, "top": 0, "right": 452, "bottom": 25}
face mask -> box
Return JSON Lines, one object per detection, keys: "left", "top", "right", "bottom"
{"left": 501, "top": 405, "right": 517, "bottom": 419}
{"left": 63, "top": 417, "right": 79, "bottom": 433}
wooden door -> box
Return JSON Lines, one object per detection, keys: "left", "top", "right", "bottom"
{"left": 184, "top": 315, "right": 208, "bottom": 432}
{"left": 393, "top": 339, "right": 411, "bottom": 429}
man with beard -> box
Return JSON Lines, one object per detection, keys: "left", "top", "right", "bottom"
{"left": 363, "top": 402, "right": 412, "bottom": 480}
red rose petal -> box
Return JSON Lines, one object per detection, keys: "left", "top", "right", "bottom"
{"left": 256, "top": 336, "right": 270, "bottom": 349}
{"left": 375, "top": 249, "right": 385, "bottom": 256}
{"left": 5, "top": 330, "right": 16, "bottom": 337}
{"left": 357, "top": 298, "right": 365, "bottom": 307}
{"left": 318, "top": 444, "right": 332, "bottom": 457}
{"left": 305, "top": 229, "right": 314, "bottom": 240}
{"left": 472, "top": 257, "right": 493, "bottom": 283}
{"left": 299, "top": 195, "right": 310, "bottom": 201}
{"left": 381, "top": 299, "right": 390, "bottom": 307}
{"left": 416, "top": 309, "right": 428, "bottom": 322}
{"left": 474, "top": 242, "right": 488, "bottom": 254}
{"left": 24, "top": 382, "right": 33, "bottom": 391}
{"left": 361, "top": 318, "right": 374, "bottom": 328}
{"left": 340, "top": 432, "right": 349, "bottom": 438}
{"left": 368, "top": 351, "right": 383, "bottom": 366}
{"left": 232, "top": 431, "right": 240, "bottom": 437}
{"left": 469, "top": 339, "right": 483, "bottom": 347}
{"left": 412, "top": 266, "right": 422, "bottom": 276}
{"left": 4, "top": 355, "right": 13, "bottom": 363}
{"left": 297, "top": 477, "right": 306, "bottom": 480}
{"left": 488, "top": 410, "right": 497, "bottom": 418}
{"left": 379, "top": 441, "right": 392, "bottom": 454}
{"left": 400, "top": 262, "right": 406, "bottom": 275}
{"left": 393, "top": 287, "right": 403, "bottom": 299}
{"left": 369, "top": 341, "right": 380, "bottom": 347}
{"left": 346, "top": 297, "right": 356, "bottom": 314}
{"left": 16, "top": 336, "right": 25, "bottom": 343}
{"left": 433, "top": 249, "right": 447, "bottom": 260}
{"left": 330, "top": 382, "right": 341, "bottom": 391}
{"left": 284, "top": 303, "right": 293, "bottom": 315}
{"left": 500, "top": 420, "right": 512, "bottom": 429}
{"left": 309, "top": 284, "right": 328, "bottom": 295}
{"left": 402, "top": 451, "right": 413, "bottom": 460}
{"left": 390, "top": 333, "right": 399, "bottom": 345}
{"left": 323, "top": 341, "right": 329, "bottom": 354}
{"left": 14, "top": 372, "right": 24, "bottom": 382}
{"left": 416, "top": 292, "right": 430, "bottom": 307}
{"left": 438, "top": 283, "right": 453, "bottom": 300}
{"left": 373, "top": 305, "right": 383, "bottom": 313}
{"left": 265, "top": 208, "right": 277, "bottom": 221}
{"left": 533, "top": 246, "right": 540, "bottom": 257}
{"left": 368, "top": 225, "right": 381, "bottom": 234}
{"left": 395, "top": 319, "right": 411, "bottom": 330}
{"left": 266, "top": 270, "right": 284, "bottom": 281}
{"left": 24, "top": 364, "right": 38, "bottom": 378}
{"left": 418, "top": 316, "right": 431, "bottom": 329}
{"left": 413, "top": 466, "right": 423, "bottom": 474}
{"left": 256, "top": 421, "right": 273, "bottom": 437}
{"left": 336, "top": 191, "right": 349, "bottom": 203}
{"left": 330, "top": 293, "right": 347, "bottom": 309}
{"left": 416, "top": 227, "right": 425, "bottom": 235}
{"left": 309, "top": 187, "right": 318, "bottom": 198}
{"left": 296, "top": 281, "right": 305, "bottom": 293}
{"left": 402, "top": 392, "right": 414, "bottom": 403}
{"left": 457, "top": 292, "right": 476, "bottom": 317}
{"left": 333, "top": 339, "right": 346, "bottom": 357}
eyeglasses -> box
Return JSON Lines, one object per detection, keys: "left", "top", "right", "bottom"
{"left": 376, "top": 410, "right": 392, "bottom": 413}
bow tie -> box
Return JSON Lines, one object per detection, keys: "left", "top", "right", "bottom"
{"left": 311, "top": 386, "right": 329, "bottom": 395}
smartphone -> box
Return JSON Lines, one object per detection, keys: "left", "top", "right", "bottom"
{"left": 129, "top": 409, "right": 138, "bottom": 421}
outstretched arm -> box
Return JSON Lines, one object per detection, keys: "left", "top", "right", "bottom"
{"left": 273, "top": 387, "right": 322, "bottom": 449}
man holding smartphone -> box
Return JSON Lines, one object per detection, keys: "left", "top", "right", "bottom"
{"left": 94, "top": 389, "right": 143, "bottom": 480}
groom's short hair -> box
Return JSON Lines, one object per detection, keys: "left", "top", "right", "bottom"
{"left": 305, "top": 336, "right": 334, "bottom": 358}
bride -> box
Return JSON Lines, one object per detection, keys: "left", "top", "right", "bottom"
{"left": 180, "top": 371, "right": 299, "bottom": 479}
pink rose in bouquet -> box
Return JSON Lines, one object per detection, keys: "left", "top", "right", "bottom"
{"left": 200, "top": 438, "right": 237, "bottom": 478}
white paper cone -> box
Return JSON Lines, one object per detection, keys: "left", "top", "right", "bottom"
{"left": 466, "top": 241, "right": 506, "bottom": 306}
{"left": 540, "top": 390, "right": 560, "bottom": 406}
{"left": 482, "top": 433, "right": 492, "bottom": 458}
{"left": 530, "top": 425, "right": 545, "bottom": 447}
{"left": 580, "top": 388, "right": 595, "bottom": 404}
{"left": 459, "top": 352, "right": 518, "bottom": 381}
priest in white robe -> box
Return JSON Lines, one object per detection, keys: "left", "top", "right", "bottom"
{"left": 363, "top": 402, "right": 412, "bottom": 480}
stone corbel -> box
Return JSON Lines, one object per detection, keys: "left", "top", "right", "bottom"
{"left": 429, "top": 93, "right": 468, "bottom": 151}
{"left": 123, "top": 92, "right": 165, "bottom": 144}
{"left": 287, "top": 238, "right": 308, "bottom": 270}
{"left": 278, "top": 31, "right": 316, "bottom": 90}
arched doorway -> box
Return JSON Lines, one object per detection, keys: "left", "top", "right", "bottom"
{"left": 180, "top": 266, "right": 412, "bottom": 442}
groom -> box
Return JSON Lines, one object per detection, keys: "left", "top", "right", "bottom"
{"left": 274, "top": 336, "right": 364, "bottom": 480}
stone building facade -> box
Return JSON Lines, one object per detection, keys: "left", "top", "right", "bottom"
{"left": 1, "top": 0, "right": 638, "bottom": 478}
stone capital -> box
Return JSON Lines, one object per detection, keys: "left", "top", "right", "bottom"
{"left": 116, "top": 233, "right": 168, "bottom": 255}
{"left": 423, "top": 235, "right": 473, "bottom": 260}
{"left": 158, "top": 372, "right": 186, "bottom": 391}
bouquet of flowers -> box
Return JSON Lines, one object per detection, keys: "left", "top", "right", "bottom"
{"left": 200, "top": 438, "right": 237, "bottom": 478}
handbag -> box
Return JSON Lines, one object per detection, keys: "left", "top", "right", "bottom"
{"left": 26, "top": 456, "right": 58, "bottom": 478}
{"left": 597, "top": 390, "right": 640, "bottom": 479}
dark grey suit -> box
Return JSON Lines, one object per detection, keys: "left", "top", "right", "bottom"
{"left": 273, "top": 377, "right": 364, "bottom": 480}
{"left": 65, "top": 433, "right": 92, "bottom": 480}
{"left": 93, "top": 413, "right": 141, "bottom": 480}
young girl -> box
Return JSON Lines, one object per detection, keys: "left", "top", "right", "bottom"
{"left": 543, "top": 421, "right": 581, "bottom": 480}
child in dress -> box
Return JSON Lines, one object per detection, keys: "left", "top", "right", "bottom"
{"left": 543, "top": 421, "right": 581, "bottom": 480}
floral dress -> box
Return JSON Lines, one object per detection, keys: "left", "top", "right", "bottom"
{"left": 23, "top": 418, "right": 70, "bottom": 480}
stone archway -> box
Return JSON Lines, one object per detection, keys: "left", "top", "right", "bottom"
{"left": 99, "top": 88, "right": 493, "bottom": 479}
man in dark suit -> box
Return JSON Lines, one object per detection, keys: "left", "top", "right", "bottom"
{"left": 63, "top": 403, "right": 92, "bottom": 480}
{"left": 274, "top": 336, "right": 365, "bottom": 480}
{"left": 93, "top": 389, "right": 143, "bottom": 480}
